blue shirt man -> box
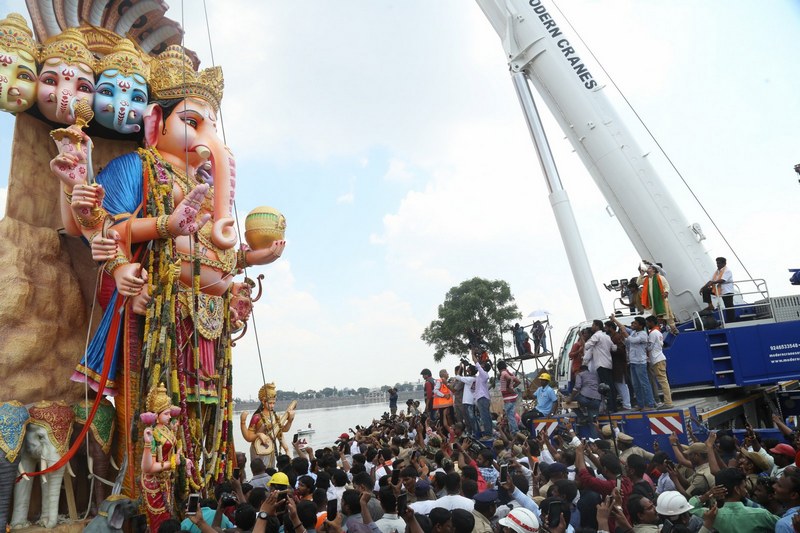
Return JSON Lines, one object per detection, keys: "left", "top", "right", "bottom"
{"left": 533, "top": 374, "right": 557, "bottom": 416}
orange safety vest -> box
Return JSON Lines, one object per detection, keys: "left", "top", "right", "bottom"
{"left": 432, "top": 379, "right": 453, "bottom": 409}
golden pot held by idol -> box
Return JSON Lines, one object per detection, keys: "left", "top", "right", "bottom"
{"left": 244, "top": 206, "right": 286, "bottom": 250}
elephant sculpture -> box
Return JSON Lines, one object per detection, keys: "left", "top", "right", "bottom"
{"left": 0, "top": 13, "right": 39, "bottom": 114}
{"left": 0, "top": 401, "right": 31, "bottom": 531}
{"left": 84, "top": 495, "right": 138, "bottom": 533}
{"left": 11, "top": 400, "right": 76, "bottom": 529}
{"left": 36, "top": 28, "right": 95, "bottom": 125}
{"left": 71, "top": 398, "right": 116, "bottom": 515}
{"left": 92, "top": 38, "right": 149, "bottom": 134}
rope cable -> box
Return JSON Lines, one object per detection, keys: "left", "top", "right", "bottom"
{"left": 201, "top": 0, "right": 268, "bottom": 387}
{"left": 551, "top": 1, "right": 754, "bottom": 281}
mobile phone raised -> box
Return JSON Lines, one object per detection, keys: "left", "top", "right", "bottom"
{"left": 547, "top": 500, "right": 562, "bottom": 528}
{"left": 397, "top": 493, "right": 408, "bottom": 515}
{"left": 500, "top": 464, "right": 508, "bottom": 483}
{"left": 186, "top": 493, "right": 200, "bottom": 515}
{"left": 326, "top": 499, "right": 338, "bottom": 520}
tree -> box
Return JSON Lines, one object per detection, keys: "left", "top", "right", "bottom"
{"left": 421, "top": 277, "right": 520, "bottom": 362}
{"left": 357, "top": 387, "right": 370, "bottom": 396}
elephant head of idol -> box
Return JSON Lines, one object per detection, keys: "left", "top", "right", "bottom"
{"left": 36, "top": 28, "right": 96, "bottom": 125}
{"left": 144, "top": 45, "right": 236, "bottom": 250}
{"left": 93, "top": 38, "right": 149, "bottom": 134}
{"left": 0, "top": 13, "right": 38, "bottom": 114}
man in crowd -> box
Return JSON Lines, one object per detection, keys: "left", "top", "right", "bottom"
{"left": 646, "top": 315, "right": 673, "bottom": 409}
{"left": 583, "top": 319, "right": 617, "bottom": 413}
{"left": 611, "top": 315, "right": 655, "bottom": 410}
{"left": 521, "top": 372, "right": 557, "bottom": 430}
{"left": 421, "top": 368, "right": 436, "bottom": 420}
{"left": 497, "top": 360, "right": 521, "bottom": 433}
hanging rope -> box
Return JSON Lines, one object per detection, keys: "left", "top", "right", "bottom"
{"left": 201, "top": 0, "right": 269, "bottom": 388}
{"left": 551, "top": 1, "right": 754, "bottom": 281}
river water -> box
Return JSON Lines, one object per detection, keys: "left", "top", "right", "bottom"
{"left": 233, "top": 402, "right": 393, "bottom": 476}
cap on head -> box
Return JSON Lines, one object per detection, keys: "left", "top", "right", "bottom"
{"left": 616, "top": 432, "right": 634, "bottom": 444}
{"left": 473, "top": 489, "right": 498, "bottom": 504}
{"left": 769, "top": 443, "right": 796, "bottom": 458}
{"left": 539, "top": 372, "right": 551, "bottom": 381}
{"left": 498, "top": 507, "right": 540, "bottom": 533}
{"left": 655, "top": 491, "right": 692, "bottom": 516}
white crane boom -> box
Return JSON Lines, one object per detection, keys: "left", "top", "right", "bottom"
{"left": 477, "top": 0, "right": 713, "bottom": 320}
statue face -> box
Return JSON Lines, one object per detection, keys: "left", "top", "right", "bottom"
{"left": 36, "top": 58, "right": 95, "bottom": 124}
{"left": 157, "top": 409, "right": 172, "bottom": 426}
{"left": 93, "top": 69, "right": 148, "bottom": 133}
{"left": 156, "top": 97, "right": 219, "bottom": 169}
{"left": 0, "top": 47, "right": 37, "bottom": 113}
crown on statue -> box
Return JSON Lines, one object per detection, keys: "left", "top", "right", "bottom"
{"left": 258, "top": 383, "right": 278, "bottom": 404}
{"left": 0, "top": 13, "right": 37, "bottom": 59}
{"left": 96, "top": 38, "right": 149, "bottom": 79}
{"left": 146, "top": 382, "right": 172, "bottom": 414}
{"left": 40, "top": 27, "right": 95, "bottom": 70}
{"left": 149, "top": 45, "right": 224, "bottom": 112}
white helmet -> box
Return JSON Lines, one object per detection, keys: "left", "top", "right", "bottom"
{"left": 656, "top": 491, "right": 693, "bottom": 516}
{"left": 498, "top": 507, "right": 540, "bottom": 533}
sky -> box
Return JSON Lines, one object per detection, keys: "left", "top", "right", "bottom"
{"left": 1, "top": 1, "right": 798, "bottom": 399}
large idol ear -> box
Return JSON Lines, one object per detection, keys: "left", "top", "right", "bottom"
{"left": 143, "top": 103, "right": 164, "bottom": 148}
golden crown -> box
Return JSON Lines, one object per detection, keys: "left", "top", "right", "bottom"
{"left": 146, "top": 382, "right": 172, "bottom": 414}
{"left": 96, "top": 38, "right": 149, "bottom": 80}
{"left": 40, "top": 27, "right": 95, "bottom": 71}
{"left": 0, "top": 13, "right": 37, "bottom": 59}
{"left": 149, "top": 45, "right": 224, "bottom": 112}
{"left": 258, "top": 383, "right": 278, "bottom": 403}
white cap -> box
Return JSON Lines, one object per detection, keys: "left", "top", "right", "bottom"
{"left": 498, "top": 507, "right": 540, "bottom": 533}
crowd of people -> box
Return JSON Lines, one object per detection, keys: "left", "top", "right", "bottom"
{"left": 159, "top": 399, "right": 800, "bottom": 533}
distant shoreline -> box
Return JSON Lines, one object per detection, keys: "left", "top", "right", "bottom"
{"left": 235, "top": 391, "right": 423, "bottom": 413}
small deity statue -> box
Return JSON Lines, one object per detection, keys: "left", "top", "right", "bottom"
{"left": 139, "top": 382, "right": 186, "bottom": 532}
{"left": 240, "top": 383, "right": 296, "bottom": 467}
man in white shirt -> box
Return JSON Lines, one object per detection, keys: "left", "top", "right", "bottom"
{"left": 374, "top": 487, "right": 406, "bottom": 533}
{"left": 583, "top": 319, "right": 617, "bottom": 413}
{"left": 452, "top": 364, "right": 478, "bottom": 438}
{"left": 646, "top": 315, "right": 672, "bottom": 408}
{"left": 700, "top": 256, "right": 735, "bottom": 321}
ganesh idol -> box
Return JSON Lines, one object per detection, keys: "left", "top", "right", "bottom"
{"left": 0, "top": 13, "right": 38, "bottom": 114}
{"left": 49, "top": 45, "right": 285, "bottom": 481}
{"left": 93, "top": 37, "right": 149, "bottom": 134}
{"left": 36, "top": 27, "right": 95, "bottom": 125}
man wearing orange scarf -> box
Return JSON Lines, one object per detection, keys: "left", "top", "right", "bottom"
{"left": 640, "top": 263, "right": 679, "bottom": 335}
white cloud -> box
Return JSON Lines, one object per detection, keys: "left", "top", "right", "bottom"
{"left": 383, "top": 159, "right": 415, "bottom": 183}
{"left": 336, "top": 192, "right": 354, "bottom": 204}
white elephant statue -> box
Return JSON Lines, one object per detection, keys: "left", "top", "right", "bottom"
{"left": 11, "top": 401, "right": 75, "bottom": 529}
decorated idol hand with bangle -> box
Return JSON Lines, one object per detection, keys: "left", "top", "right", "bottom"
{"left": 110, "top": 262, "right": 148, "bottom": 298}
{"left": 167, "top": 183, "right": 212, "bottom": 237}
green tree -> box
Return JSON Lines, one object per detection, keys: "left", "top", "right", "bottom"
{"left": 357, "top": 387, "right": 370, "bottom": 396}
{"left": 421, "top": 277, "right": 520, "bottom": 362}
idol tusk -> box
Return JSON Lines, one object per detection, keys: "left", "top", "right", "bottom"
{"left": 8, "top": 87, "right": 19, "bottom": 96}
{"left": 88, "top": 455, "right": 94, "bottom": 474}
{"left": 66, "top": 461, "right": 76, "bottom": 478}
{"left": 39, "top": 458, "right": 47, "bottom": 472}
{"left": 18, "top": 462, "right": 30, "bottom": 481}
{"left": 47, "top": 93, "right": 55, "bottom": 102}
{"left": 105, "top": 103, "right": 113, "bottom": 112}
{"left": 110, "top": 455, "right": 119, "bottom": 471}
{"left": 194, "top": 145, "right": 211, "bottom": 159}
{"left": 128, "top": 110, "right": 137, "bottom": 120}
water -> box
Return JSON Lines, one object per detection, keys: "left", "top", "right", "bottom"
{"left": 233, "top": 402, "right": 391, "bottom": 476}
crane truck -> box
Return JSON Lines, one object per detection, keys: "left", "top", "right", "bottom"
{"left": 476, "top": 0, "right": 800, "bottom": 447}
